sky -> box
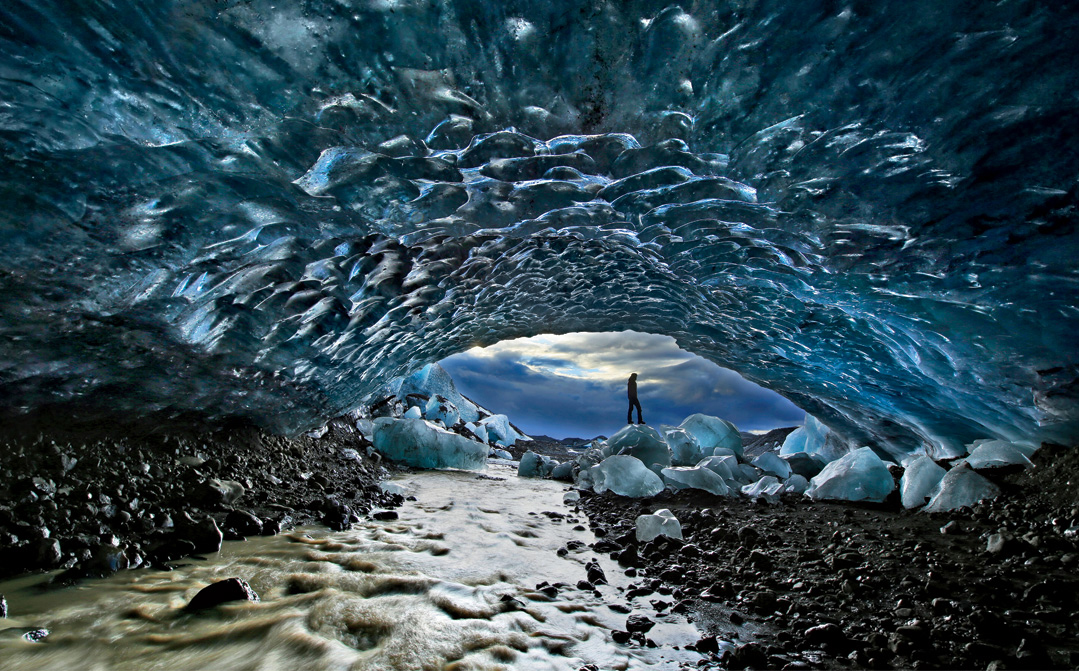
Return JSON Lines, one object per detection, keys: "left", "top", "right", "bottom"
{"left": 439, "top": 330, "right": 805, "bottom": 439}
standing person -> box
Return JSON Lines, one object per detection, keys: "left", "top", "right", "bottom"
{"left": 627, "top": 373, "right": 644, "bottom": 425}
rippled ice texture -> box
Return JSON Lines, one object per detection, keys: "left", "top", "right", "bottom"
{"left": 1, "top": 1, "right": 1078, "bottom": 460}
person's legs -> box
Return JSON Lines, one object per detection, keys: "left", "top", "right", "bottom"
{"left": 627, "top": 400, "right": 634, "bottom": 424}
{"left": 633, "top": 398, "right": 644, "bottom": 424}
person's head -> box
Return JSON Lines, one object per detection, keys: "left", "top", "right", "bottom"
{"left": 630, "top": 372, "right": 638, "bottom": 379}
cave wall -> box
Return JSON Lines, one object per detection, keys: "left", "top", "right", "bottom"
{"left": 1, "top": 0, "right": 1077, "bottom": 458}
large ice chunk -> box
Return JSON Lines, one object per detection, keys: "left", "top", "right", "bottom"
{"left": 403, "top": 405, "right": 422, "bottom": 419}
{"left": 550, "top": 461, "right": 575, "bottom": 481}
{"left": 636, "top": 509, "right": 683, "bottom": 543}
{"left": 753, "top": 452, "right": 792, "bottom": 479}
{"left": 679, "top": 414, "right": 743, "bottom": 458}
{"left": 372, "top": 417, "right": 487, "bottom": 470}
{"left": 355, "top": 418, "right": 375, "bottom": 439}
{"left": 591, "top": 455, "right": 665, "bottom": 498}
{"left": 900, "top": 456, "right": 947, "bottom": 509}
{"left": 480, "top": 414, "right": 529, "bottom": 447}
{"left": 609, "top": 424, "right": 671, "bottom": 469}
{"left": 965, "top": 440, "right": 1035, "bottom": 469}
{"left": 784, "top": 474, "right": 810, "bottom": 495}
{"left": 665, "top": 427, "right": 704, "bottom": 466}
{"left": 696, "top": 455, "right": 736, "bottom": 481}
{"left": 388, "top": 363, "right": 482, "bottom": 423}
{"left": 780, "top": 415, "right": 830, "bottom": 456}
{"left": 465, "top": 422, "right": 488, "bottom": 443}
{"left": 661, "top": 466, "right": 731, "bottom": 496}
{"left": 923, "top": 463, "right": 1001, "bottom": 512}
{"left": 424, "top": 394, "right": 460, "bottom": 427}
{"left": 806, "top": 447, "right": 895, "bottom": 503}
{"left": 782, "top": 452, "right": 826, "bottom": 479}
{"left": 742, "top": 475, "right": 785, "bottom": 503}
{"left": 518, "top": 450, "right": 555, "bottom": 478}
{"left": 576, "top": 447, "right": 607, "bottom": 470}
{"left": 737, "top": 463, "right": 761, "bottom": 484}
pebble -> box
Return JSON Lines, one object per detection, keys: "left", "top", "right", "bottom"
{"left": 804, "top": 622, "right": 848, "bottom": 650}
{"left": 585, "top": 560, "right": 607, "bottom": 585}
{"left": 626, "top": 613, "right": 655, "bottom": 633}
{"left": 693, "top": 634, "right": 719, "bottom": 653}
{"left": 611, "top": 630, "right": 632, "bottom": 644}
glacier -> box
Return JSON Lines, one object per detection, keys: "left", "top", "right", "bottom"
{"left": 0, "top": 0, "right": 1077, "bottom": 462}
{"left": 590, "top": 455, "right": 665, "bottom": 499}
{"left": 371, "top": 417, "right": 488, "bottom": 470}
{"left": 608, "top": 424, "right": 672, "bottom": 470}
{"left": 805, "top": 446, "right": 895, "bottom": 503}
{"left": 636, "top": 509, "right": 683, "bottom": 543}
{"left": 660, "top": 465, "right": 731, "bottom": 497}
{"left": 900, "top": 456, "right": 948, "bottom": 509}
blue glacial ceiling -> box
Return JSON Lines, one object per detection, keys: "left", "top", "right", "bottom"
{"left": 1, "top": 0, "right": 1077, "bottom": 459}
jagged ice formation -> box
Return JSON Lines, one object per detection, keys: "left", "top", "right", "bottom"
{"left": 1, "top": 0, "right": 1078, "bottom": 460}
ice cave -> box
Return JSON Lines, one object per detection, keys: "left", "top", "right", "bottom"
{"left": 1, "top": 1, "right": 1078, "bottom": 669}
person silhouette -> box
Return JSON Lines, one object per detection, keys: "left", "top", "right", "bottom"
{"left": 627, "top": 372, "right": 644, "bottom": 424}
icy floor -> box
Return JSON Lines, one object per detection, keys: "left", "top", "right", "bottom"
{"left": 0, "top": 464, "right": 705, "bottom": 670}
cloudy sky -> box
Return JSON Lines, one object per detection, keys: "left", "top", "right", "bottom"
{"left": 440, "top": 331, "right": 805, "bottom": 439}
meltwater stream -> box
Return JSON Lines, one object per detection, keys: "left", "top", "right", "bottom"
{"left": 0, "top": 465, "right": 709, "bottom": 670}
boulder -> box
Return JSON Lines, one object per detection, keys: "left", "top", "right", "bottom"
{"left": 225, "top": 510, "right": 263, "bottom": 536}
{"left": 185, "top": 578, "right": 260, "bottom": 611}
{"left": 180, "top": 515, "right": 223, "bottom": 554}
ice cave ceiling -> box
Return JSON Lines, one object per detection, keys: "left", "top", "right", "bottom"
{"left": 1, "top": 0, "right": 1077, "bottom": 459}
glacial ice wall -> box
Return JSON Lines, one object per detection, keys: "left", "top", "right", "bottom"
{"left": 1, "top": 0, "right": 1077, "bottom": 459}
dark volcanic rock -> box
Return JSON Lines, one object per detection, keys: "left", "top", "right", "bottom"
{"left": 180, "top": 515, "right": 223, "bottom": 554}
{"left": 585, "top": 559, "right": 607, "bottom": 585}
{"left": 805, "top": 622, "right": 849, "bottom": 651}
{"left": 322, "top": 500, "right": 353, "bottom": 531}
{"left": 0, "top": 419, "right": 387, "bottom": 580}
{"left": 225, "top": 509, "right": 263, "bottom": 536}
{"left": 32, "top": 537, "right": 63, "bottom": 569}
{"left": 193, "top": 479, "right": 245, "bottom": 508}
{"left": 185, "top": 578, "right": 260, "bottom": 611}
{"left": 574, "top": 443, "right": 1079, "bottom": 671}
{"left": 626, "top": 613, "right": 656, "bottom": 633}
{"left": 84, "top": 543, "right": 129, "bottom": 576}
{"left": 147, "top": 537, "right": 197, "bottom": 564}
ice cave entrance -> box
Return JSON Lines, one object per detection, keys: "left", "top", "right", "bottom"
{"left": 437, "top": 330, "right": 805, "bottom": 441}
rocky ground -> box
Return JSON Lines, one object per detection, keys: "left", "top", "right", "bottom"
{"left": 5, "top": 414, "right": 1079, "bottom": 671}
{"left": 507, "top": 434, "right": 597, "bottom": 462}
{"left": 0, "top": 416, "right": 399, "bottom": 583}
{"left": 573, "top": 443, "right": 1079, "bottom": 670}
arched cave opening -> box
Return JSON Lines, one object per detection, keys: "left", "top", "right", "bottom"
{"left": 2, "top": 0, "right": 1078, "bottom": 668}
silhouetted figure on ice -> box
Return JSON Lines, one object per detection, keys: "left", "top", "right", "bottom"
{"left": 627, "top": 372, "right": 644, "bottom": 424}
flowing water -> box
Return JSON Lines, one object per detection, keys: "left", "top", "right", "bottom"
{"left": 0, "top": 465, "right": 708, "bottom": 670}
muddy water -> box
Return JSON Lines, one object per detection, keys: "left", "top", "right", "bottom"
{"left": 0, "top": 465, "right": 705, "bottom": 670}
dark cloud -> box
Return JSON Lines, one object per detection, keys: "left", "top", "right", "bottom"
{"left": 440, "top": 331, "right": 805, "bottom": 439}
